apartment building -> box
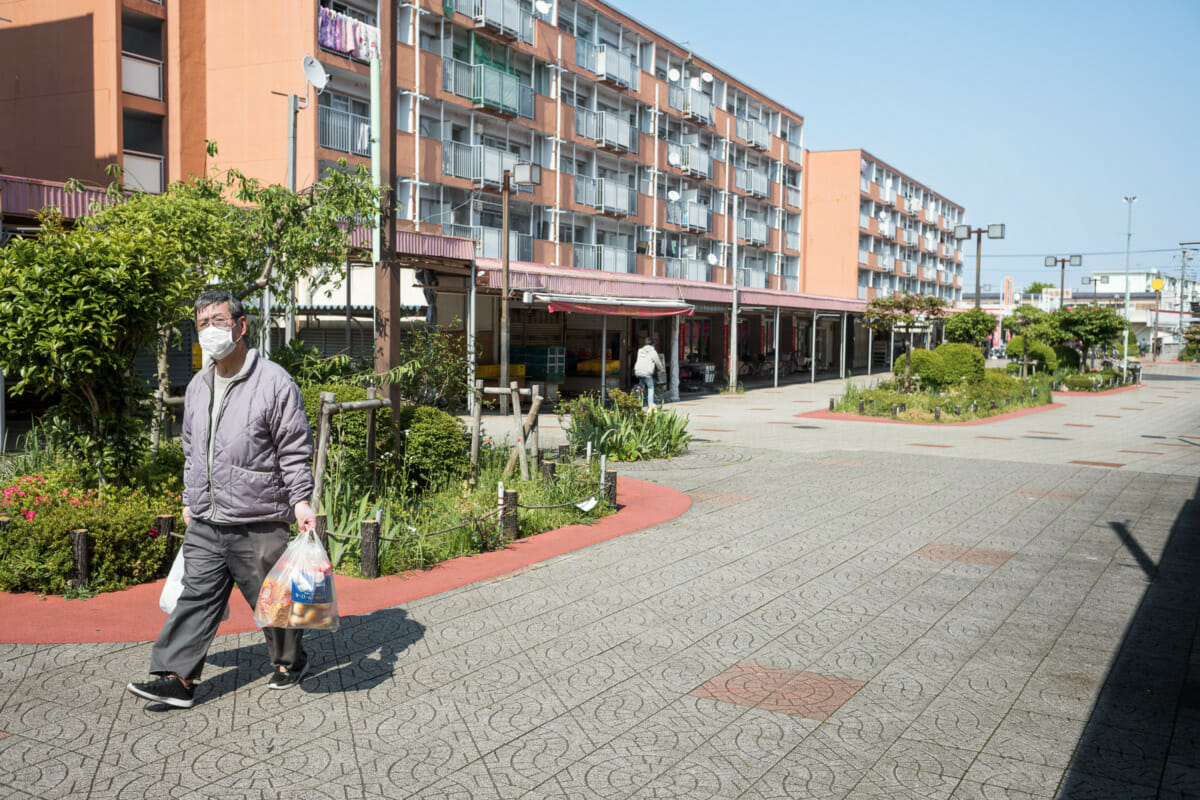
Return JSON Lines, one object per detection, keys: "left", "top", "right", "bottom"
{"left": 0, "top": 0, "right": 964, "bottom": 394}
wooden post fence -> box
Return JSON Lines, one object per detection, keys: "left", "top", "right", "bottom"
{"left": 69, "top": 529, "right": 90, "bottom": 590}
{"left": 360, "top": 519, "right": 380, "bottom": 579}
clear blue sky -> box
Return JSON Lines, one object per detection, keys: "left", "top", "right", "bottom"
{"left": 627, "top": 0, "right": 1200, "bottom": 296}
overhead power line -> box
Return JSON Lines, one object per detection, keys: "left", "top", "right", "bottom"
{"left": 975, "top": 248, "right": 1180, "bottom": 258}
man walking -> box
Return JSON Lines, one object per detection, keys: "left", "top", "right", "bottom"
{"left": 128, "top": 289, "right": 317, "bottom": 708}
{"left": 634, "top": 336, "right": 666, "bottom": 407}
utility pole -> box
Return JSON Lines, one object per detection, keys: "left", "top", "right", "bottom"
{"left": 1181, "top": 242, "right": 1198, "bottom": 342}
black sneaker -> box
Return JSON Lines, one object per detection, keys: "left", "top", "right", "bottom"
{"left": 127, "top": 675, "right": 195, "bottom": 708}
{"left": 267, "top": 660, "right": 310, "bottom": 690}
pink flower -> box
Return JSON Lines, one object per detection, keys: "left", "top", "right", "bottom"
{"left": 22, "top": 511, "right": 35, "bottom": 521}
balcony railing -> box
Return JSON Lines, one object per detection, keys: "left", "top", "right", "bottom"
{"left": 860, "top": 176, "right": 870, "bottom": 192}
{"left": 470, "top": 0, "right": 534, "bottom": 44}
{"left": 574, "top": 176, "right": 637, "bottom": 217}
{"left": 664, "top": 257, "right": 709, "bottom": 282}
{"left": 859, "top": 213, "right": 871, "bottom": 229}
{"left": 786, "top": 185, "right": 802, "bottom": 208}
{"left": 575, "top": 38, "right": 638, "bottom": 89}
{"left": 574, "top": 107, "right": 636, "bottom": 152}
{"left": 737, "top": 218, "right": 768, "bottom": 246}
{"left": 665, "top": 200, "right": 710, "bottom": 232}
{"left": 666, "top": 142, "right": 711, "bottom": 178}
{"left": 443, "top": 223, "right": 532, "bottom": 261}
{"left": 573, "top": 243, "right": 635, "bottom": 273}
{"left": 734, "top": 167, "right": 770, "bottom": 198}
{"left": 441, "top": 139, "right": 517, "bottom": 187}
{"left": 783, "top": 273, "right": 799, "bottom": 292}
{"left": 859, "top": 249, "right": 870, "bottom": 265}
{"left": 121, "top": 52, "right": 162, "bottom": 100}
{"left": 442, "top": 57, "right": 534, "bottom": 119}
{"left": 785, "top": 230, "right": 801, "bottom": 251}
{"left": 667, "top": 85, "right": 713, "bottom": 124}
{"left": 319, "top": 105, "right": 371, "bottom": 156}
{"left": 741, "top": 268, "right": 768, "bottom": 289}
{"left": 123, "top": 150, "right": 164, "bottom": 194}
{"left": 736, "top": 117, "right": 770, "bottom": 150}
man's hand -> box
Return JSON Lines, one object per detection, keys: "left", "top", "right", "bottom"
{"left": 182, "top": 506, "right": 192, "bottom": 526}
{"left": 294, "top": 500, "right": 316, "bottom": 533}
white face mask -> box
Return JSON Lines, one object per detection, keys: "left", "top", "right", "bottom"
{"left": 198, "top": 324, "right": 240, "bottom": 361}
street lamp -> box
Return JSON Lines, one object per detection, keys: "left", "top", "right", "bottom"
{"left": 1181, "top": 242, "right": 1198, "bottom": 342}
{"left": 499, "top": 163, "right": 541, "bottom": 413}
{"left": 954, "top": 223, "right": 1006, "bottom": 309}
{"left": 1044, "top": 254, "right": 1082, "bottom": 310}
{"left": 1119, "top": 195, "right": 1138, "bottom": 376}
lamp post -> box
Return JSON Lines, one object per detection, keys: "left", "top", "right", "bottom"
{"left": 1181, "top": 242, "right": 1198, "bottom": 343}
{"left": 1121, "top": 195, "right": 1137, "bottom": 376}
{"left": 499, "top": 163, "right": 542, "bottom": 413}
{"left": 954, "top": 223, "right": 1006, "bottom": 309}
{"left": 1043, "top": 254, "right": 1082, "bottom": 310}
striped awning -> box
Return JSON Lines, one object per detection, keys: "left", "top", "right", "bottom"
{"left": 533, "top": 293, "right": 694, "bottom": 317}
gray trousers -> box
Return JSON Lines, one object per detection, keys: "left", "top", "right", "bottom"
{"left": 150, "top": 519, "right": 305, "bottom": 681}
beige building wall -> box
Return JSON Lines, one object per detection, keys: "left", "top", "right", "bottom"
{"left": 802, "top": 149, "right": 860, "bottom": 299}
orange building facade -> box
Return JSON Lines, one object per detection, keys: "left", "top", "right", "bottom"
{"left": 0, "top": 0, "right": 965, "bottom": 387}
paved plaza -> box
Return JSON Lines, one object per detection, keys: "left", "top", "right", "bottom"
{"left": 2, "top": 364, "right": 1199, "bottom": 799}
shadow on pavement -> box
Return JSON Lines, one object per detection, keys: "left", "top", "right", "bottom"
{"left": 1057, "top": 480, "right": 1200, "bottom": 798}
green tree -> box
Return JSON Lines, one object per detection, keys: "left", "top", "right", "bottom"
{"left": 1024, "top": 281, "right": 1054, "bottom": 294}
{"left": 1003, "top": 305, "right": 1062, "bottom": 378}
{"left": 0, "top": 147, "right": 381, "bottom": 484}
{"left": 863, "top": 293, "right": 949, "bottom": 390}
{"left": 944, "top": 308, "right": 998, "bottom": 346}
{"left": 1058, "top": 305, "right": 1127, "bottom": 368}
{"left": 0, "top": 214, "right": 192, "bottom": 482}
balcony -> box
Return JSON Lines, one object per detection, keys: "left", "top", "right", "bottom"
{"left": 319, "top": 105, "right": 371, "bottom": 156}
{"left": 443, "top": 223, "right": 532, "bottom": 261}
{"left": 442, "top": 57, "right": 534, "bottom": 119}
{"left": 664, "top": 257, "right": 709, "bottom": 282}
{"left": 665, "top": 200, "right": 710, "bottom": 232}
{"left": 785, "top": 230, "right": 801, "bottom": 252}
{"left": 574, "top": 176, "right": 637, "bottom": 217}
{"left": 574, "top": 243, "right": 635, "bottom": 273}
{"left": 574, "top": 107, "right": 636, "bottom": 152}
{"left": 736, "top": 117, "right": 770, "bottom": 150}
{"left": 786, "top": 185, "right": 802, "bottom": 209}
{"left": 317, "top": 6, "right": 380, "bottom": 61}
{"left": 441, "top": 140, "right": 517, "bottom": 187}
{"left": 123, "top": 150, "right": 163, "bottom": 194}
{"left": 666, "top": 142, "right": 712, "bottom": 178}
{"left": 859, "top": 249, "right": 870, "bottom": 265}
{"left": 469, "top": 0, "right": 534, "bottom": 44}
{"left": 741, "top": 268, "right": 768, "bottom": 289}
{"left": 783, "top": 273, "right": 799, "bottom": 292}
{"left": 734, "top": 167, "right": 770, "bottom": 198}
{"left": 575, "top": 39, "right": 638, "bottom": 89}
{"left": 737, "top": 218, "right": 768, "bottom": 246}
{"left": 121, "top": 52, "right": 162, "bottom": 101}
{"left": 667, "top": 85, "right": 713, "bottom": 125}
{"left": 860, "top": 175, "right": 870, "bottom": 193}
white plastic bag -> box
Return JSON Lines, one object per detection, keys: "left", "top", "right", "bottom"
{"left": 254, "top": 530, "right": 339, "bottom": 631}
{"left": 159, "top": 549, "right": 230, "bottom": 620}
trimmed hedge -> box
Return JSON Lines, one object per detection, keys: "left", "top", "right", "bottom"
{"left": 394, "top": 405, "right": 468, "bottom": 490}
{"left": 1006, "top": 336, "right": 1057, "bottom": 372}
{"left": 1064, "top": 374, "right": 1097, "bottom": 391}
{"left": 935, "top": 342, "right": 985, "bottom": 384}
{"left": 893, "top": 348, "right": 947, "bottom": 388}
{"left": 1052, "top": 345, "right": 1082, "bottom": 371}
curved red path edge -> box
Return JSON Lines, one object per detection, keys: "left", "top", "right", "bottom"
{"left": 0, "top": 477, "right": 690, "bottom": 645}
{"left": 1052, "top": 383, "right": 1143, "bottom": 397}
{"left": 798, "top": 402, "right": 1066, "bottom": 427}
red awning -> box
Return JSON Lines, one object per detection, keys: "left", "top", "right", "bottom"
{"left": 542, "top": 296, "right": 694, "bottom": 317}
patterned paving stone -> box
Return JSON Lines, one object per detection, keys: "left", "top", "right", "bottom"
{"left": 1012, "top": 488, "right": 1084, "bottom": 501}
{"left": 912, "top": 543, "right": 1015, "bottom": 567}
{"left": 686, "top": 491, "right": 755, "bottom": 505}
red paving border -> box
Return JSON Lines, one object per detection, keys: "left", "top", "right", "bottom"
{"left": 798, "top": 403, "right": 1065, "bottom": 426}
{"left": 1052, "top": 384, "right": 1143, "bottom": 397}
{"left": 1, "top": 477, "right": 690, "bottom": 645}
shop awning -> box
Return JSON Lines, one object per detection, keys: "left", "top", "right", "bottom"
{"left": 533, "top": 293, "right": 694, "bottom": 317}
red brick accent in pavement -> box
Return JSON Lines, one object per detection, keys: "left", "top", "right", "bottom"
{"left": 1064, "top": 423, "right": 1095, "bottom": 428}
{"left": 690, "top": 661, "right": 865, "bottom": 721}
{"left": 1052, "top": 384, "right": 1143, "bottom": 397}
{"left": 1119, "top": 450, "right": 1163, "bottom": 455}
{"left": 816, "top": 458, "right": 872, "bottom": 466}
{"left": 909, "top": 443, "right": 952, "bottom": 448}
{"left": 1013, "top": 488, "right": 1083, "bottom": 501}
{"left": 913, "top": 543, "right": 1015, "bottom": 567}
{"left": 798, "top": 403, "right": 1065, "bottom": 426}
{"left": 1069, "top": 460, "right": 1125, "bottom": 468}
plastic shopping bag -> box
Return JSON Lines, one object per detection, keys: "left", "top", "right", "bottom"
{"left": 254, "top": 530, "right": 339, "bottom": 631}
{"left": 159, "top": 549, "right": 229, "bottom": 620}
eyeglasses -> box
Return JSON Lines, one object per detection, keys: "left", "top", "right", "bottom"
{"left": 196, "top": 315, "right": 236, "bottom": 331}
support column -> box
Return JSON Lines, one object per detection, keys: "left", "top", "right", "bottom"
{"left": 670, "top": 313, "right": 680, "bottom": 402}
{"left": 839, "top": 311, "right": 847, "bottom": 379}
{"left": 810, "top": 309, "right": 817, "bottom": 384}
{"left": 867, "top": 326, "right": 873, "bottom": 376}
{"left": 772, "top": 306, "right": 780, "bottom": 389}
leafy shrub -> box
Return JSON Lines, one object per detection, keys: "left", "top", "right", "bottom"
{"left": 935, "top": 343, "right": 984, "bottom": 385}
{"left": 1064, "top": 374, "right": 1098, "bottom": 391}
{"left": 1052, "top": 345, "right": 1082, "bottom": 371}
{"left": 1006, "top": 336, "right": 1057, "bottom": 371}
{"left": 0, "top": 475, "right": 180, "bottom": 594}
{"left": 893, "top": 348, "right": 946, "bottom": 388}
{"left": 560, "top": 392, "right": 691, "bottom": 461}
{"left": 131, "top": 439, "right": 185, "bottom": 495}
{"left": 301, "top": 383, "right": 398, "bottom": 485}
{"left": 270, "top": 339, "right": 366, "bottom": 384}
{"left": 395, "top": 405, "right": 468, "bottom": 490}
